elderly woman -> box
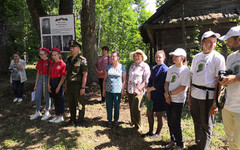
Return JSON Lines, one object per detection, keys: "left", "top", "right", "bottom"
{"left": 127, "top": 49, "right": 151, "bottom": 131}
{"left": 30, "top": 47, "right": 52, "bottom": 121}
{"left": 142, "top": 50, "right": 168, "bottom": 139}
{"left": 95, "top": 46, "right": 111, "bottom": 104}
{"left": 102, "top": 51, "right": 126, "bottom": 128}
{"left": 9, "top": 52, "right": 27, "bottom": 103}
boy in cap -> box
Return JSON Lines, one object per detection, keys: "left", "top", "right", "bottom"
{"left": 65, "top": 40, "right": 88, "bottom": 126}
{"left": 189, "top": 31, "right": 225, "bottom": 150}
{"left": 219, "top": 26, "right": 240, "bottom": 150}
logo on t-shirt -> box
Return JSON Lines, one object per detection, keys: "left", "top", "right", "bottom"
{"left": 196, "top": 60, "right": 206, "bottom": 76}
{"left": 171, "top": 75, "right": 176, "bottom": 83}
{"left": 170, "top": 72, "right": 179, "bottom": 83}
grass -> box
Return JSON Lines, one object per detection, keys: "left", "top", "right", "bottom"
{"left": 0, "top": 67, "right": 229, "bottom": 149}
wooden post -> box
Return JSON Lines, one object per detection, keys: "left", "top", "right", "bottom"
{"left": 181, "top": 4, "right": 187, "bottom": 49}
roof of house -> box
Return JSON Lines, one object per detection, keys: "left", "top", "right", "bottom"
{"left": 140, "top": 0, "right": 240, "bottom": 43}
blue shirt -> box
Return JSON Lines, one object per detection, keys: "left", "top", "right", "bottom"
{"left": 105, "top": 64, "right": 126, "bottom": 93}
{"left": 148, "top": 63, "right": 168, "bottom": 98}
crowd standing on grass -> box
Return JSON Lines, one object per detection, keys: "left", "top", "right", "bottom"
{"left": 11, "top": 26, "right": 240, "bottom": 150}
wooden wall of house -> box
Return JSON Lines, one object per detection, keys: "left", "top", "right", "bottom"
{"left": 156, "top": 22, "right": 238, "bottom": 65}
{"left": 158, "top": 0, "right": 240, "bottom": 21}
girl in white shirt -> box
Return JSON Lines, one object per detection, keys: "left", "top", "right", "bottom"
{"left": 164, "top": 48, "right": 190, "bottom": 150}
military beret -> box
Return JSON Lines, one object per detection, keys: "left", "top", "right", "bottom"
{"left": 39, "top": 47, "right": 50, "bottom": 54}
{"left": 69, "top": 40, "right": 81, "bottom": 48}
{"left": 51, "top": 48, "right": 61, "bottom": 54}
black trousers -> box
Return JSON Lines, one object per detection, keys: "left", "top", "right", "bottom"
{"left": 98, "top": 78, "right": 105, "bottom": 102}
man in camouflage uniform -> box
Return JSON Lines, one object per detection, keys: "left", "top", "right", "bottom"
{"left": 65, "top": 40, "right": 88, "bottom": 126}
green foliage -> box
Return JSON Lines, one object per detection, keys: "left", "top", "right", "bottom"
{"left": 6, "top": 0, "right": 152, "bottom": 66}
{"left": 4, "top": 0, "right": 40, "bottom": 63}
{"left": 94, "top": 0, "right": 152, "bottom": 66}
{"left": 156, "top": 0, "right": 168, "bottom": 7}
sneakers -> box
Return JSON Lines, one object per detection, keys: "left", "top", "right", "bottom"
{"left": 54, "top": 116, "right": 64, "bottom": 123}
{"left": 49, "top": 117, "right": 58, "bottom": 123}
{"left": 13, "top": 98, "right": 18, "bottom": 102}
{"left": 165, "top": 141, "right": 175, "bottom": 149}
{"left": 18, "top": 98, "right": 23, "bottom": 102}
{"left": 41, "top": 111, "right": 51, "bottom": 120}
{"left": 30, "top": 111, "right": 42, "bottom": 120}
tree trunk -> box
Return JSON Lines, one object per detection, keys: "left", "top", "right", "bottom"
{"left": 59, "top": 0, "right": 73, "bottom": 15}
{"left": 81, "top": 0, "right": 98, "bottom": 84}
{"left": 26, "top": 0, "right": 47, "bottom": 37}
{"left": 0, "top": 17, "right": 9, "bottom": 75}
{"left": 0, "top": 0, "right": 9, "bottom": 75}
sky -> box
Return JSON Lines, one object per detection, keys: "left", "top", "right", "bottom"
{"left": 145, "top": 0, "right": 157, "bottom": 13}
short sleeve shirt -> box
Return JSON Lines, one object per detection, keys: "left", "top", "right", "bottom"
{"left": 66, "top": 54, "right": 88, "bottom": 83}
{"left": 50, "top": 60, "right": 67, "bottom": 79}
{"left": 225, "top": 51, "right": 240, "bottom": 113}
{"left": 36, "top": 59, "right": 53, "bottom": 75}
{"left": 11, "top": 63, "right": 20, "bottom": 81}
{"left": 166, "top": 65, "right": 190, "bottom": 103}
{"left": 95, "top": 55, "right": 111, "bottom": 78}
{"left": 128, "top": 61, "right": 151, "bottom": 94}
{"left": 190, "top": 50, "right": 225, "bottom": 100}
{"left": 105, "top": 64, "right": 126, "bottom": 93}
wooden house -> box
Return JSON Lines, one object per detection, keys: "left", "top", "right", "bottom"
{"left": 139, "top": 0, "right": 240, "bottom": 65}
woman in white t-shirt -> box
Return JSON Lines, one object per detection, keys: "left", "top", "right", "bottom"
{"left": 164, "top": 48, "right": 190, "bottom": 150}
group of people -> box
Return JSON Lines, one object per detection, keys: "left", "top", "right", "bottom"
{"left": 9, "top": 26, "right": 240, "bottom": 150}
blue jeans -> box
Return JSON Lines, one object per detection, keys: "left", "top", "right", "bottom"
{"left": 12, "top": 80, "right": 24, "bottom": 98}
{"left": 35, "top": 75, "right": 51, "bottom": 111}
{"left": 106, "top": 92, "right": 121, "bottom": 122}
{"left": 166, "top": 102, "right": 184, "bottom": 147}
{"left": 50, "top": 78, "right": 65, "bottom": 116}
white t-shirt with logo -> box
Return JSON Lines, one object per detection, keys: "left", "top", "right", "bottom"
{"left": 224, "top": 51, "right": 240, "bottom": 113}
{"left": 190, "top": 50, "right": 225, "bottom": 100}
{"left": 166, "top": 65, "right": 191, "bottom": 103}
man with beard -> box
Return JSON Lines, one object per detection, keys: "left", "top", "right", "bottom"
{"left": 219, "top": 26, "right": 240, "bottom": 150}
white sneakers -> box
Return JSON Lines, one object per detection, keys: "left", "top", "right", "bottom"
{"left": 13, "top": 98, "right": 18, "bottom": 102}
{"left": 30, "top": 111, "right": 63, "bottom": 123}
{"left": 54, "top": 116, "right": 64, "bottom": 123}
{"left": 49, "top": 117, "right": 58, "bottom": 123}
{"left": 18, "top": 98, "right": 23, "bottom": 102}
{"left": 49, "top": 116, "right": 64, "bottom": 123}
{"left": 41, "top": 111, "right": 51, "bottom": 120}
{"left": 13, "top": 98, "right": 23, "bottom": 102}
{"left": 30, "top": 111, "right": 42, "bottom": 120}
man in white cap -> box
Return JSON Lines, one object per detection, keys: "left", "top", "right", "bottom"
{"left": 219, "top": 26, "right": 240, "bottom": 150}
{"left": 189, "top": 31, "right": 225, "bottom": 150}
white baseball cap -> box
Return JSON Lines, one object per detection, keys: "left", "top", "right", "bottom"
{"left": 169, "top": 48, "right": 187, "bottom": 57}
{"left": 201, "top": 31, "right": 220, "bottom": 41}
{"left": 219, "top": 26, "right": 240, "bottom": 40}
